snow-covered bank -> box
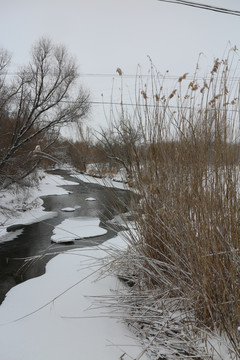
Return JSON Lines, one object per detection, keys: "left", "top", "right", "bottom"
{"left": 71, "top": 171, "right": 128, "bottom": 190}
{"left": 0, "top": 168, "right": 128, "bottom": 244}
{"left": 0, "top": 235, "right": 148, "bottom": 360}
{"left": 0, "top": 172, "right": 79, "bottom": 242}
{"left": 0, "top": 169, "right": 148, "bottom": 359}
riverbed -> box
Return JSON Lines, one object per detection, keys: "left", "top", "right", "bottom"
{"left": 0, "top": 169, "right": 131, "bottom": 304}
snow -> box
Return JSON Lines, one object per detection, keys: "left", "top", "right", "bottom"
{"left": 85, "top": 197, "right": 96, "bottom": 201}
{"left": 71, "top": 172, "right": 128, "bottom": 190}
{"left": 61, "top": 207, "right": 76, "bottom": 212}
{"left": 0, "top": 168, "right": 234, "bottom": 359}
{"left": 0, "top": 229, "right": 23, "bottom": 244}
{"left": 0, "top": 172, "right": 79, "bottom": 242}
{"left": 0, "top": 235, "right": 148, "bottom": 360}
{"left": 39, "top": 172, "right": 79, "bottom": 196}
{"left": 0, "top": 169, "right": 148, "bottom": 359}
{"left": 51, "top": 217, "right": 107, "bottom": 243}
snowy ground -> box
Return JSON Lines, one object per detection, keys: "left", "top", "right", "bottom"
{"left": 0, "top": 236, "right": 148, "bottom": 360}
{"left": 70, "top": 171, "right": 128, "bottom": 190}
{"left": 0, "top": 170, "right": 148, "bottom": 360}
{"left": 0, "top": 171, "right": 79, "bottom": 242}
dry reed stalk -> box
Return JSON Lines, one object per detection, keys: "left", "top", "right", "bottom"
{"left": 103, "top": 48, "right": 240, "bottom": 358}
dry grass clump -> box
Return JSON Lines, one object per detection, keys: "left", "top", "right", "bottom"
{"left": 101, "top": 242, "right": 217, "bottom": 359}
{"left": 105, "top": 48, "right": 240, "bottom": 358}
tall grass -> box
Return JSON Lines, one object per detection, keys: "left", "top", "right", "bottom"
{"left": 107, "top": 49, "right": 240, "bottom": 358}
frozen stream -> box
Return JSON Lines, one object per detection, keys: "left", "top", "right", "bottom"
{"left": 0, "top": 169, "right": 131, "bottom": 304}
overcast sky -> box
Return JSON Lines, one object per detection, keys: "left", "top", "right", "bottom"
{"left": 1, "top": 0, "right": 240, "bottom": 130}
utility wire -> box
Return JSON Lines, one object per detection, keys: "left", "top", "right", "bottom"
{"left": 61, "top": 99, "right": 239, "bottom": 112}
{"left": 6, "top": 96, "right": 239, "bottom": 111}
{"left": 1, "top": 71, "right": 184, "bottom": 79}
{"left": 157, "top": 0, "right": 240, "bottom": 16}
{"left": 2, "top": 71, "right": 240, "bottom": 82}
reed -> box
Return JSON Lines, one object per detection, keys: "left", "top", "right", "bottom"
{"left": 105, "top": 48, "right": 240, "bottom": 358}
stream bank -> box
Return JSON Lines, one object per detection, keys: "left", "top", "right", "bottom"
{"left": 0, "top": 169, "right": 131, "bottom": 304}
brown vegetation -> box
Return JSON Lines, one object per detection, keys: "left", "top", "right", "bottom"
{"left": 102, "top": 49, "right": 240, "bottom": 358}
{"left": 0, "top": 38, "right": 90, "bottom": 187}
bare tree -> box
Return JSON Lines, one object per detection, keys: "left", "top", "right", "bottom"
{"left": 0, "top": 38, "right": 90, "bottom": 186}
{"left": 97, "top": 117, "right": 142, "bottom": 179}
{"left": 0, "top": 48, "right": 13, "bottom": 115}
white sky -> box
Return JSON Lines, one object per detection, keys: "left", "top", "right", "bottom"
{"left": 1, "top": 0, "right": 240, "bottom": 129}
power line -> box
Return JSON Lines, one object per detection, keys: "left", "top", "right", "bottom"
{"left": 157, "top": 0, "right": 240, "bottom": 16}
{"left": 1, "top": 71, "right": 180, "bottom": 78}
{"left": 2, "top": 71, "right": 240, "bottom": 82}
{"left": 1, "top": 71, "right": 179, "bottom": 79}
{"left": 62, "top": 99, "right": 239, "bottom": 112}
{"left": 2, "top": 95, "right": 239, "bottom": 112}
{"left": 80, "top": 73, "right": 240, "bottom": 82}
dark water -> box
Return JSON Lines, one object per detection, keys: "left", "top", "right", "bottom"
{"left": 0, "top": 169, "right": 131, "bottom": 304}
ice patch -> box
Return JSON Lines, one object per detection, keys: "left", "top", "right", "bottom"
{"left": 61, "top": 205, "right": 81, "bottom": 212}
{"left": 85, "top": 197, "right": 96, "bottom": 201}
{"left": 61, "top": 207, "right": 76, "bottom": 212}
{"left": 51, "top": 217, "right": 107, "bottom": 243}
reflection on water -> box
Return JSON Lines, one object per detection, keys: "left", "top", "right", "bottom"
{"left": 0, "top": 170, "right": 131, "bottom": 304}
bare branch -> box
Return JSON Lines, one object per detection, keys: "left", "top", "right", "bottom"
{"left": 0, "top": 38, "right": 90, "bottom": 185}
